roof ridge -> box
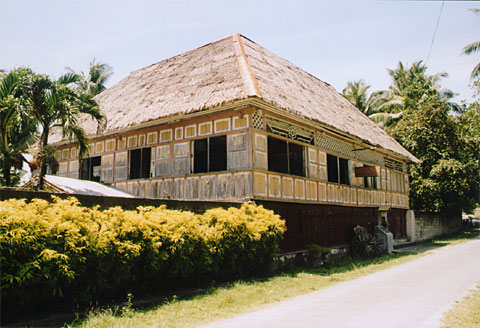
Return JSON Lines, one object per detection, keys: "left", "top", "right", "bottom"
{"left": 231, "top": 34, "right": 262, "bottom": 98}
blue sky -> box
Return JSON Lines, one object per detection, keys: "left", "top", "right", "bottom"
{"left": 1, "top": 0, "right": 479, "bottom": 102}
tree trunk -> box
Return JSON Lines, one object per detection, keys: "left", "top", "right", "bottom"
{"left": 2, "top": 165, "right": 11, "bottom": 187}
{"left": 36, "top": 129, "right": 49, "bottom": 190}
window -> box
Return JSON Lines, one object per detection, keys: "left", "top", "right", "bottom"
{"left": 327, "top": 154, "right": 350, "bottom": 185}
{"left": 364, "top": 176, "right": 377, "bottom": 189}
{"left": 80, "top": 156, "right": 101, "bottom": 182}
{"left": 363, "top": 165, "right": 378, "bottom": 189}
{"left": 267, "top": 136, "right": 306, "bottom": 177}
{"left": 129, "top": 148, "right": 151, "bottom": 179}
{"left": 193, "top": 135, "right": 227, "bottom": 173}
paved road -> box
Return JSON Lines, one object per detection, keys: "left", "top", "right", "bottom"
{"left": 202, "top": 239, "right": 480, "bottom": 328}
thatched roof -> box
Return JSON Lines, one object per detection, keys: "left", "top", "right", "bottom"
{"left": 54, "top": 34, "right": 418, "bottom": 162}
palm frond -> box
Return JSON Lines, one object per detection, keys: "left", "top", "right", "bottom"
{"left": 0, "top": 72, "right": 18, "bottom": 99}
{"left": 58, "top": 72, "right": 81, "bottom": 85}
{"left": 64, "top": 125, "right": 89, "bottom": 158}
{"left": 439, "top": 89, "right": 457, "bottom": 100}
{"left": 462, "top": 40, "right": 480, "bottom": 55}
{"left": 84, "top": 59, "right": 113, "bottom": 96}
{"left": 342, "top": 80, "right": 371, "bottom": 113}
{"left": 471, "top": 62, "right": 480, "bottom": 80}
{"left": 369, "top": 112, "right": 403, "bottom": 126}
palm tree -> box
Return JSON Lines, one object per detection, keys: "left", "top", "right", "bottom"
{"left": 462, "top": 9, "right": 480, "bottom": 79}
{"left": 71, "top": 59, "right": 113, "bottom": 96}
{"left": 369, "top": 61, "right": 460, "bottom": 125}
{"left": 380, "top": 61, "right": 446, "bottom": 109}
{"left": 22, "top": 71, "right": 106, "bottom": 189}
{"left": 342, "top": 80, "right": 388, "bottom": 116}
{"left": 0, "top": 69, "right": 37, "bottom": 186}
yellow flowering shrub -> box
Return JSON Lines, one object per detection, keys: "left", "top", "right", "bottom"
{"left": 0, "top": 197, "right": 285, "bottom": 316}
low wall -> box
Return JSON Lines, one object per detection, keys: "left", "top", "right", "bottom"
{"left": 0, "top": 188, "right": 242, "bottom": 213}
{"left": 407, "top": 210, "right": 462, "bottom": 242}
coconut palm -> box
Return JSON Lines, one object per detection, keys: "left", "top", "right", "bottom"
{"left": 0, "top": 69, "right": 37, "bottom": 186}
{"left": 369, "top": 61, "right": 460, "bottom": 126}
{"left": 380, "top": 61, "right": 447, "bottom": 109}
{"left": 22, "top": 70, "right": 106, "bottom": 189}
{"left": 342, "top": 80, "right": 388, "bottom": 116}
{"left": 77, "top": 59, "right": 113, "bottom": 96}
{"left": 389, "top": 61, "right": 459, "bottom": 110}
{"left": 462, "top": 9, "right": 480, "bottom": 79}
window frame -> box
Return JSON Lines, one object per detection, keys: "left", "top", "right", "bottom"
{"left": 327, "top": 153, "right": 350, "bottom": 185}
{"left": 129, "top": 147, "right": 151, "bottom": 179}
{"left": 363, "top": 165, "right": 378, "bottom": 189}
{"left": 267, "top": 136, "right": 306, "bottom": 177}
{"left": 80, "top": 156, "right": 102, "bottom": 182}
{"left": 193, "top": 135, "right": 227, "bottom": 174}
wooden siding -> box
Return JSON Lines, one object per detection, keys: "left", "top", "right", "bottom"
{"left": 113, "top": 171, "right": 252, "bottom": 201}
{"left": 258, "top": 201, "right": 378, "bottom": 251}
{"left": 251, "top": 170, "right": 409, "bottom": 209}
{"left": 53, "top": 106, "right": 410, "bottom": 209}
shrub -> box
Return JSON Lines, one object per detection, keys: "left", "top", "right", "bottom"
{"left": 0, "top": 197, "right": 285, "bottom": 318}
{"left": 306, "top": 244, "right": 331, "bottom": 260}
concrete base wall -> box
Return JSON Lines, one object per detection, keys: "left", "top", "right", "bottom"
{"left": 406, "top": 210, "right": 462, "bottom": 242}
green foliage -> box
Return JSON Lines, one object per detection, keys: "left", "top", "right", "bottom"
{"left": 0, "top": 198, "right": 285, "bottom": 317}
{"left": 461, "top": 9, "right": 480, "bottom": 80}
{"left": 17, "top": 68, "right": 106, "bottom": 189}
{"left": 0, "top": 68, "right": 37, "bottom": 186}
{"left": 388, "top": 75, "right": 479, "bottom": 215}
{"left": 345, "top": 63, "right": 479, "bottom": 215}
{"left": 342, "top": 80, "right": 389, "bottom": 116}
{"left": 81, "top": 59, "right": 113, "bottom": 96}
{"left": 306, "top": 244, "right": 331, "bottom": 259}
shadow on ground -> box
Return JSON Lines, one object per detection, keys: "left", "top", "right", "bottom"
{"left": 394, "top": 227, "right": 480, "bottom": 254}
{"left": 7, "top": 227, "right": 480, "bottom": 328}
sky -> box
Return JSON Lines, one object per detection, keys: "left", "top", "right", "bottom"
{"left": 1, "top": 0, "right": 479, "bottom": 103}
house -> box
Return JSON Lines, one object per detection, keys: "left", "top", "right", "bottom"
{"left": 49, "top": 34, "right": 419, "bottom": 250}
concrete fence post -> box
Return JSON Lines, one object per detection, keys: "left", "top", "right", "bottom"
{"left": 406, "top": 210, "right": 416, "bottom": 242}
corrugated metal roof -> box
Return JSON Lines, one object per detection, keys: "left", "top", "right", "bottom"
{"left": 43, "top": 175, "right": 135, "bottom": 198}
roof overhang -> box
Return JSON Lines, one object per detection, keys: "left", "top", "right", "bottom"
{"left": 51, "top": 97, "right": 419, "bottom": 164}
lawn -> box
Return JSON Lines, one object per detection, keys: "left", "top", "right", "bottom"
{"left": 441, "top": 284, "right": 480, "bottom": 328}
{"left": 69, "top": 227, "right": 479, "bottom": 328}
{"left": 74, "top": 253, "right": 418, "bottom": 328}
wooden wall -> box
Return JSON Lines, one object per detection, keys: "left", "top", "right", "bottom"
{"left": 258, "top": 201, "right": 379, "bottom": 250}
{"left": 251, "top": 129, "right": 409, "bottom": 209}
{"left": 52, "top": 106, "right": 410, "bottom": 211}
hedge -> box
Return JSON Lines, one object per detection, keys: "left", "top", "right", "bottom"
{"left": 0, "top": 197, "right": 285, "bottom": 317}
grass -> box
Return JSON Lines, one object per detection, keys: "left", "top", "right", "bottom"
{"left": 74, "top": 254, "right": 419, "bottom": 328}
{"left": 441, "top": 284, "right": 480, "bottom": 328}
{"left": 69, "top": 227, "right": 479, "bottom": 328}
{"left": 422, "top": 227, "right": 480, "bottom": 248}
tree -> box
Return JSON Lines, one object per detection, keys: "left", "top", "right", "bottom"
{"left": 0, "top": 69, "right": 36, "bottom": 186}
{"left": 72, "top": 59, "right": 113, "bottom": 96}
{"left": 388, "top": 74, "right": 478, "bottom": 215}
{"left": 462, "top": 9, "right": 480, "bottom": 79}
{"left": 384, "top": 61, "right": 454, "bottom": 109}
{"left": 22, "top": 70, "right": 106, "bottom": 189}
{"left": 368, "top": 61, "right": 458, "bottom": 126}
{"left": 454, "top": 79, "right": 480, "bottom": 211}
{"left": 342, "top": 80, "right": 388, "bottom": 116}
